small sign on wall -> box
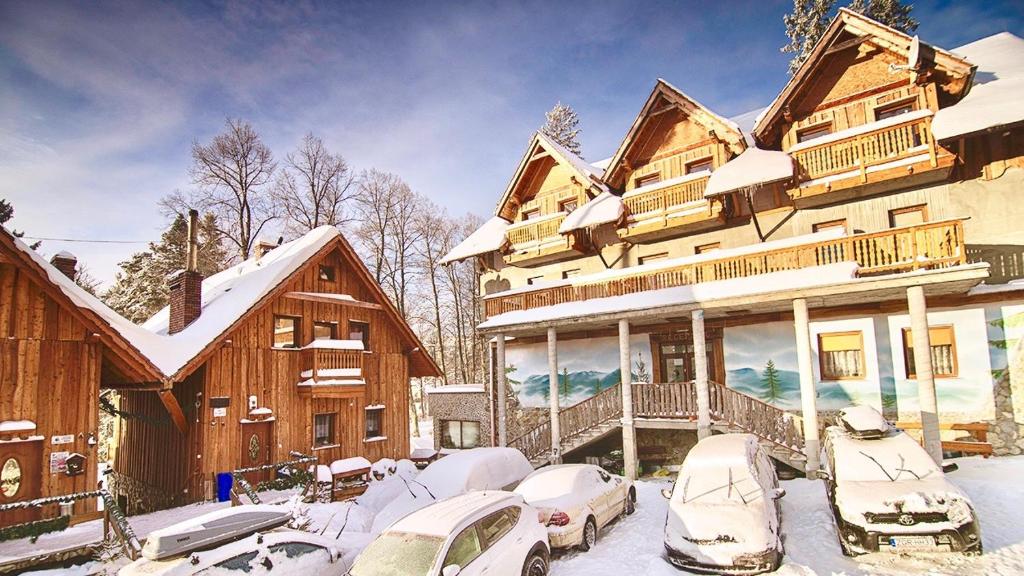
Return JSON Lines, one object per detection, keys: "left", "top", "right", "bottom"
{"left": 50, "top": 451, "right": 69, "bottom": 474}
{"left": 51, "top": 434, "right": 74, "bottom": 445}
{"left": 212, "top": 407, "right": 227, "bottom": 418}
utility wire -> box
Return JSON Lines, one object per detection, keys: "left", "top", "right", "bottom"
{"left": 19, "top": 236, "right": 152, "bottom": 244}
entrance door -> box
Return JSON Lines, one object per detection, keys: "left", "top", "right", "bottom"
{"left": 240, "top": 421, "right": 273, "bottom": 486}
{"left": 653, "top": 331, "right": 725, "bottom": 384}
{"left": 660, "top": 342, "right": 695, "bottom": 382}
{"left": 0, "top": 439, "right": 43, "bottom": 527}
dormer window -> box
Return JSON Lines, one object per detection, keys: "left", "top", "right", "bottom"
{"left": 318, "top": 265, "right": 336, "bottom": 282}
{"left": 797, "top": 124, "right": 832, "bottom": 143}
{"left": 522, "top": 209, "right": 540, "bottom": 221}
{"left": 686, "top": 158, "right": 714, "bottom": 174}
{"left": 634, "top": 173, "right": 661, "bottom": 188}
{"left": 559, "top": 199, "right": 578, "bottom": 214}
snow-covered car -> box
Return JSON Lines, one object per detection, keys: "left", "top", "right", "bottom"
{"left": 822, "top": 407, "right": 982, "bottom": 556}
{"left": 513, "top": 464, "right": 635, "bottom": 551}
{"left": 369, "top": 447, "right": 534, "bottom": 534}
{"left": 349, "top": 491, "right": 549, "bottom": 576}
{"left": 120, "top": 529, "right": 350, "bottom": 576}
{"left": 662, "top": 434, "right": 785, "bottom": 575}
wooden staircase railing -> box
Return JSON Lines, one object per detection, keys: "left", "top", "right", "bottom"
{"left": 508, "top": 383, "right": 622, "bottom": 462}
{"left": 708, "top": 382, "right": 804, "bottom": 454}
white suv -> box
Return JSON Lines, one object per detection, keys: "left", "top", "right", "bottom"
{"left": 349, "top": 491, "right": 549, "bottom": 576}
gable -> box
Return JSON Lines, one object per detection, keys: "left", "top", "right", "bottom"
{"left": 603, "top": 80, "right": 746, "bottom": 189}
{"left": 495, "top": 134, "right": 603, "bottom": 222}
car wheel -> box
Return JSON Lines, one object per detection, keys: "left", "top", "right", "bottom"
{"left": 625, "top": 490, "right": 636, "bottom": 515}
{"left": 578, "top": 516, "right": 598, "bottom": 552}
{"left": 521, "top": 549, "right": 548, "bottom": 576}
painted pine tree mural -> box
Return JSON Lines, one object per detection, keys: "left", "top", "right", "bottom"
{"left": 762, "top": 359, "right": 783, "bottom": 405}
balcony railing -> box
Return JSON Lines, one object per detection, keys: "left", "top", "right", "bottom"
{"left": 621, "top": 174, "right": 711, "bottom": 217}
{"left": 299, "top": 347, "right": 363, "bottom": 383}
{"left": 506, "top": 214, "right": 567, "bottom": 247}
{"left": 484, "top": 219, "right": 966, "bottom": 318}
{"left": 790, "top": 113, "right": 938, "bottom": 183}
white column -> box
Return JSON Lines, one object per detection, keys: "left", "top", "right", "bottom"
{"left": 496, "top": 333, "right": 508, "bottom": 447}
{"left": 547, "top": 328, "right": 561, "bottom": 464}
{"left": 908, "top": 286, "right": 942, "bottom": 463}
{"left": 793, "top": 298, "right": 821, "bottom": 476}
{"left": 619, "top": 319, "right": 638, "bottom": 480}
{"left": 692, "top": 309, "right": 712, "bottom": 440}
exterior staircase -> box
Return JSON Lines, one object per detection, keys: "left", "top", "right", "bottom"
{"left": 508, "top": 381, "right": 807, "bottom": 471}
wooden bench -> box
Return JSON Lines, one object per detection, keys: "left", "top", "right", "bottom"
{"left": 895, "top": 421, "right": 993, "bottom": 457}
{"left": 410, "top": 448, "right": 439, "bottom": 469}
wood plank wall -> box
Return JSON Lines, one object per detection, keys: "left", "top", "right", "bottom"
{"left": 0, "top": 262, "right": 100, "bottom": 515}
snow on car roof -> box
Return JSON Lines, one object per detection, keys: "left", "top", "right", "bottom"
{"left": 388, "top": 491, "right": 520, "bottom": 537}
{"left": 682, "top": 434, "right": 758, "bottom": 470}
{"left": 514, "top": 464, "right": 593, "bottom": 501}
{"left": 827, "top": 426, "right": 941, "bottom": 482}
{"left": 838, "top": 405, "right": 890, "bottom": 435}
{"left": 416, "top": 447, "right": 534, "bottom": 498}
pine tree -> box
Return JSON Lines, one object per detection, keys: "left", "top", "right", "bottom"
{"left": 634, "top": 352, "right": 651, "bottom": 384}
{"left": 762, "top": 359, "right": 783, "bottom": 404}
{"left": 540, "top": 102, "right": 583, "bottom": 157}
{"left": 104, "top": 213, "right": 229, "bottom": 323}
{"left": 782, "top": 0, "right": 918, "bottom": 74}
{"left": 0, "top": 198, "right": 40, "bottom": 249}
{"left": 561, "top": 367, "right": 570, "bottom": 401}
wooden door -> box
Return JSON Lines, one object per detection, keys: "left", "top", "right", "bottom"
{"left": 0, "top": 439, "right": 43, "bottom": 527}
{"left": 240, "top": 421, "right": 273, "bottom": 486}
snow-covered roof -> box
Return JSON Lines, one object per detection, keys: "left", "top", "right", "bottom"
{"left": 479, "top": 262, "right": 860, "bottom": 329}
{"left": 657, "top": 78, "right": 741, "bottom": 134}
{"left": 536, "top": 131, "right": 603, "bottom": 180}
{"left": 142, "top": 226, "right": 340, "bottom": 375}
{"left": 729, "top": 108, "right": 766, "bottom": 146}
{"left": 440, "top": 216, "right": 510, "bottom": 265}
{"left": 558, "top": 191, "right": 624, "bottom": 233}
{"left": 590, "top": 157, "right": 612, "bottom": 171}
{"left": 933, "top": 32, "right": 1024, "bottom": 140}
{"left": 704, "top": 148, "right": 794, "bottom": 197}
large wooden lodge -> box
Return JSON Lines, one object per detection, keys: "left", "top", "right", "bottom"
{"left": 441, "top": 10, "right": 1024, "bottom": 477}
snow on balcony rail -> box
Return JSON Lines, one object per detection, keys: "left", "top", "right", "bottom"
{"left": 558, "top": 191, "right": 624, "bottom": 233}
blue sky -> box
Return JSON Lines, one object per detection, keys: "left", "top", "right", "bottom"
{"left": 2, "top": 0, "right": 1022, "bottom": 285}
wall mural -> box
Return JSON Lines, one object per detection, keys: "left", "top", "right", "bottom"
{"left": 505, "top": 335, "right": 652, "bottom": 408}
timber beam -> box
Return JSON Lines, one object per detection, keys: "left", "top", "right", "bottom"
{"left": 157, "top": 386, "right": 188, "bottom": 433}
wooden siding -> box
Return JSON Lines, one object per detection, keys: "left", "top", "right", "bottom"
{"left": 0, "top": 262, "right": 100, "bottom": 517}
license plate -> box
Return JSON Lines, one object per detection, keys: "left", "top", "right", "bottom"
{"left": 889, "top": 535, "right": 936, "bottom": 549}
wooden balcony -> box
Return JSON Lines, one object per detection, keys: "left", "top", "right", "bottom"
{"left": 788, "top": 112, "right": 954, "bottom": 205}
{"left": 298, "top": 347, "right": 365, "bottom": 398}
{"left": 503, "top": 213, "right": 580, "bottom": 266}
{"left": 484, "top": 219, "right": 967, "bottom": 318}
{"left": 618, "top": 174, "right": 723, "bottom": 240}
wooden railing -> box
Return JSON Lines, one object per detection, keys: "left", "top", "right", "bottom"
{"left": 508, "top": 420, "right": 552, "bottom": 463}
{"left": 790, "top": 114, "right": 937, "bottom": 183}
{"left": 622, "top": 174, "right": 711, "bottom": 217}
{"left": 518, "top": 187, "right": 586, "bottom": 216}
{"left": 708, "top": 383, "right": 804, "bottom": 452}
{"left": 505, "top": 214, "right": 568, "bottom": 247}
{"left": 484, "top": 219, "right": 966, "bottom": 318}
{"left": 559, "top": 384, "right": 622, "bottom": 443}
{"left": 632, "top": 382, "right": 700, "bottom": 419}
{"left": 300, "top": 348, "right": 363, "bottom": 382}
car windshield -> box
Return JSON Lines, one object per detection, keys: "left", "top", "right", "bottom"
{"left": 832, "top": 432, "right": 941, "bottom": 482}
{"left": 675, "top": 467, "right": 763, "bottom": 505}
{"left": 349, "top": 531, "right": 445, "bottom": 576}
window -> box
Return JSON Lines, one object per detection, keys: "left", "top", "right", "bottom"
{"left": 441, "top": 420, "right": 481, "bottom": 449}
{"left": 522, "top": 209, "right": 540, "bottom": 221}
{"left": 902, "top": 326, "right": 958, "bottom": 378}
{"left": 561, "top": 269, "right": 580, "bottom": 279}
{"left": 639, "top": 252, "right": 668, "bottom": 265}
{"left": 313, "top": 321, "right": 337, "bottom": 341}
{"left": 889, "top": 205, "right": 928, "bottom": 228}
{"left": 687, "top": 158, "right": 714, "bottom": 174}
{"left": 875, "top": 101, "right": 915, "bottom": 121}
{"left": 695, "top": 242, "right": 720, "bottom": 254}
{"left": 559, "top": 198, "right": 578, "bottom": 213}
{"left": 365, "top": 407, "right": 384, "bottom": 439}
{"left": 273, "top": 316, "right": 300, "bottom": 348}
{"left": 818, "top": 331, "right": 865, "bottom": 380}
{"left": 443, "top": 525, "right": 483, "bottom": 571}
{"left": 318, "top": 265, "right": 336, "bottom": 282}
{"left": 634, "top": 173, "right": 661, "bottom": 188}
{"left": 813, "top": 219, "right": 847, "bottom": 233}
{"left": 797, "top": 124, "right": 832, "bottom": 143}
{"left": 479, "top": 508, "right": 516, "bottom": 547}
{"left": 313, "top": 413, "right": 336, "bottom": 448}
{"left": 349, "top": 320, "right": 370, "bottom": 351}
{"left": 527, "top": 275, "right": 545, "bottom": 285}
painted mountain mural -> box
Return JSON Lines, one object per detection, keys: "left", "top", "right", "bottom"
{"left": 727, "top": 367, "right": 802, "bottom": 410}
{"left": 515, "top": 369, "right": 626, "bottom": 407}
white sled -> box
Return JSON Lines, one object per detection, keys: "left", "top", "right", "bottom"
{"left": 141, "top": 504, "right": 292, "bottom": 560}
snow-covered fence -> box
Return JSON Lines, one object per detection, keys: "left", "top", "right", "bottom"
{"left": 229, "top": 452, "right": 318, "bottom": 505}
{"left": 0, "top": 489, "right": 140, "bottom": 560}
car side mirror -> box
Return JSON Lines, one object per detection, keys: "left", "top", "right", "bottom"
{"left": 442, "top": 565, "right": 462, "bottom": 576}
{"left": 770, "top": 488, "right": 786, "bottom": 500}
{"left": 661, "top": 488, "right": 672, "bottom": 500}
{"left": 816, "top": 470, "right": 833, "bottom": 482}
{"left": 942, "top": 462, "right": 959, "bottom": 474}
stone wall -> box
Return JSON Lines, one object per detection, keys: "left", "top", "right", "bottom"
{"left": 427, "top": 389, "right": 492, "bottom": 451}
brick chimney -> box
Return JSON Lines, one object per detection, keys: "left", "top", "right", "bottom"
{"left": 168, "top": 210, "right": 203, "bottom": 334}
{"left": 50, "top": 251, "right": 78, "bottom": 280}
{"left": 254, "top": 239, "right": 278, "bottom": 262}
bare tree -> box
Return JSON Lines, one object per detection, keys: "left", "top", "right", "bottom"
{"left": 380, "top": 186, "right": 424, "bottom": 318}
{"left": 414, "top": 201, "right": 455, "bottom": 383}
{"left": 274, "top": 133, "right": 357, "bottom": 237}
{"left": 186, "top": 118, "right": 278, "bottom": 259}
{"left": 353, "top": 170, "right": 402, "bottom": 283}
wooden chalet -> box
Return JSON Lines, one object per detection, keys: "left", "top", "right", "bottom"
{"left": 108, "top": 220, "right": 440, "bottom": 512}
{"left": 0, "top": 227, "right": 163, "bottom": 527}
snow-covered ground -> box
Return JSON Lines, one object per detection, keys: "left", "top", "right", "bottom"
{"left": 552, "top": 456, "right": 1024, "bottom": 576}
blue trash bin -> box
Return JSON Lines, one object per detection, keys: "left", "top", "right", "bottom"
{"left": 216, "top": 472, "right": 233, "bottom": 502}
